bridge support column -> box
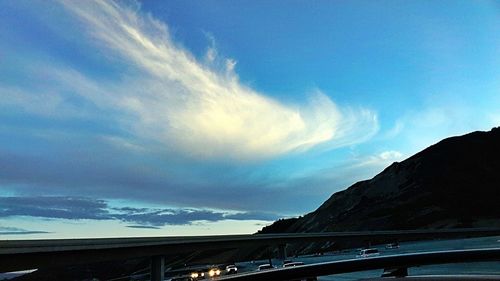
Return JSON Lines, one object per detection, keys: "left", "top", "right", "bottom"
{"left": 278, "top": 243, "right": 287, "bottom": 260}
{"left": 151, "top": 255, "right": 165, "bottom": 281}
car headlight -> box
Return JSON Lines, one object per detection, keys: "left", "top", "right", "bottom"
{"left": 208, "top": 269, "right": 215, "bottom": 277}
{"left": 215, "top": 269, "right": 221, "bottom": 275}
{"left": 190, "top": 272, "right": 199, "bottom": 278}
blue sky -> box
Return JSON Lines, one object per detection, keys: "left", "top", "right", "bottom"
{"left": 0, "top": 0, "right": 499, "bottom": 239}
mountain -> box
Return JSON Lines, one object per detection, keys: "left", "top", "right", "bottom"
{"left": 260, "top": 127, "right": 500, "bottom": 235}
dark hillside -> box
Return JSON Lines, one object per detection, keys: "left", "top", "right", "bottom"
{"left": 260, "top": 127, "right": 500, "bottom": 234}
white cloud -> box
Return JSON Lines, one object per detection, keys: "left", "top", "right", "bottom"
{"left": 19, "top": 0, "right": 378, "bottom": 160}
{"left": 351, "top": 150, "right": 404, "bottom": 169}
{"left": 206, "top": 47, "right": 217, "bottom": 63}
{"left": 225, "top": 58, "right": 237, "bottom": 72}
{"left": 204, "top": 33, "right": 218, "bottom": 63}
{"left": 379, "top": 150, "right": 403, "bottom": 160}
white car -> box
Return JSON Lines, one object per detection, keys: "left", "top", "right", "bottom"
{"left": 283, "top": 261, "right": 305, "bottom": 267}
{"left": 357, "top": 248, "right": 379, "bottom": 258}
{"left": 225, "top": 264, "right": 238, "bottom": 274}
{"left": 258, "top": 264, "right": 274, "bottom": 271}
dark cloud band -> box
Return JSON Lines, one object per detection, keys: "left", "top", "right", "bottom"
{"left": 0, "top": 196, "right": 279, "bottom": 227}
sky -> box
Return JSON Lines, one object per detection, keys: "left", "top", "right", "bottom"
{"left": 0, "top": 0, "right": 499, "bottom": 239}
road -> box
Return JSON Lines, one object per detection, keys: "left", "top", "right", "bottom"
{"left": 228, "top": 235, "right": 500, "bottom": 281}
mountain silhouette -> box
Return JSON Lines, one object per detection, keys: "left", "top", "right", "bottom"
{"left": 260, "top": 127, "right": 500, "bottom": 234}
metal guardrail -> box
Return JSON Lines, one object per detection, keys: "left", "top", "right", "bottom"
{"left": 2, "top": 228, "right": 500, "bottom": 280}
{"left": 219, "top": 247, "right": 500, "bottom": 281}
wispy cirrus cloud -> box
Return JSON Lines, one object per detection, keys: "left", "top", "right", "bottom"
{"left": 3, "top": 0, "right": 378, "bottom": 160}
{"left": 0, "top": 0, "right": 381, "bottom": 225}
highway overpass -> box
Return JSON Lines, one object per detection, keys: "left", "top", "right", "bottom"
{"left": 2, "top": 228, "right": 500, "bottom": 280}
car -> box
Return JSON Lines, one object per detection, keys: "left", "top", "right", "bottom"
{"left": 225, "top": 264, "right": 237, "bottom": 274}
{"left": 357, "top": 248, "right": 380, "bottom": 258}
{"left": 258, "top": 264, "right": 274, "bottom": 270}
{"left": 283, "top": 261, "right": 305, "bottom": 267}
{"left": 189, "top": 270, "right": 205, "bottom": 280}
{"left": 386, "top": 242, "right": 400, "bottom": 249}
{"left": 207, "top": 267, "right": 221, "bottom": 277}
